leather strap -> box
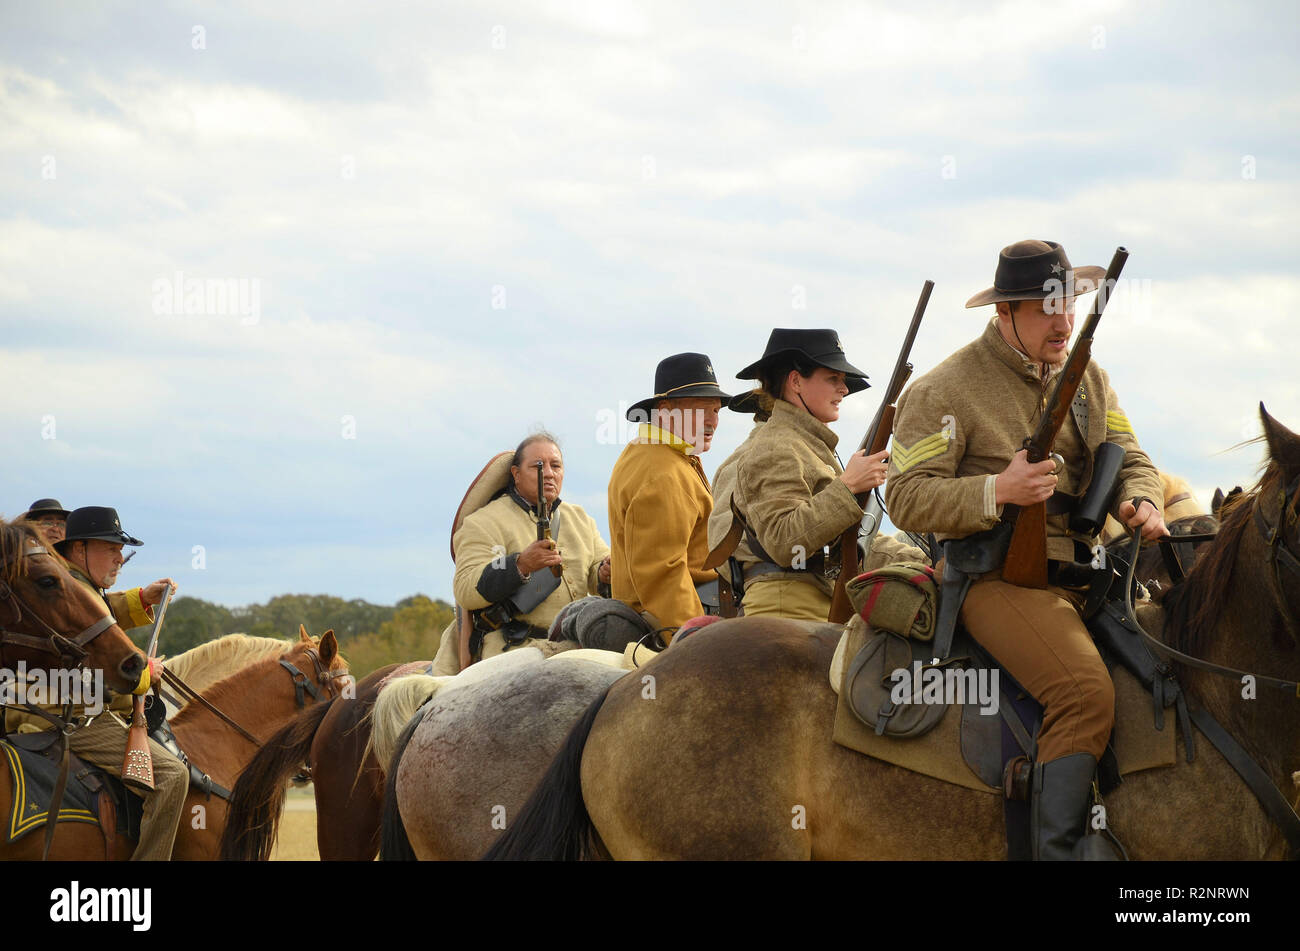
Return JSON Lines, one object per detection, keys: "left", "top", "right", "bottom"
{"left": 1188, "top": 705, "right": 1300, "bottom": 857}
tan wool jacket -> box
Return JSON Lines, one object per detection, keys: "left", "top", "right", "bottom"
{"left": 707, "top": 420, "right": 764, "bottom": 563}
{"left": 885, "top": 319, "right": 1164, "bottom": 562}
{"left": 608, "top": 426, "right": 714, "bottom": 633}
{"left": 452, "top": 491, "right": 610, "bottom": 630}
{"left": 730, "top": 399, "right": 865, "bottom": 594}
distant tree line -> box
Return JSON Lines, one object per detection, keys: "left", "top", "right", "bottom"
{"left": 127, "top": 593, "right": 453, "bottom": 678}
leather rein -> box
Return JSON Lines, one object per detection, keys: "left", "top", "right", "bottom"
{"left": 0, "top": 543, "right": 117, "bottom": 669}
{"left": 158, "top": 646, "right": 348, "bottom": 748}
{"left": 1123, "top": 476, "right": 1300, "bottom": 693}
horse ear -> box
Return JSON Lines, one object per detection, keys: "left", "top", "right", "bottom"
{"left": 1260, "top": 403, "right": 1300, "bottom": 482}
{"left": 299, "top": 624, "right": 310, "bottom": 642}
{"left": 1212, "top": 488, "right": 1225, "bottom": 514}
{"left": 319, "top": 629, "right": 338, "bottom": 664}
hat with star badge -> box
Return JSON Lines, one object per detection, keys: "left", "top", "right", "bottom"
{"left": 965, "top": 240, "right": 1106, "bottom": 308}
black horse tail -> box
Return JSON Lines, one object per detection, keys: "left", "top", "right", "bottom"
{"left": 482, "top": 688, "right": 610, "bottom": 861}
{"left": 219, "top": 698, "right": 334, "bottom": 861}
{"left": 378, "top": 711, "right": 424, "bottom": 861}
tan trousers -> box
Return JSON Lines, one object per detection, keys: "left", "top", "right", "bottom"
{"left": 67, "top": 712, "right": 189, "bottom": 860}
{"left": 960, "top": 579, "right": 1114, "bottom": 763}
{"left": 742, "top": 578, "right": 831, "bottom": 621}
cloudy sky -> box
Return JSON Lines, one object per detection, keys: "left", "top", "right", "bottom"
{"left": 3, "top": 0, "right": 1297, "bottom": 607}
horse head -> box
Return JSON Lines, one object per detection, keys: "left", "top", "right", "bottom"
{"left": 0, "top": 518, "right": 146, "bottom": 694}
{"left": 1257, "top": 404, "right": 1300, "bottom": 644}
{"left": 280, "top": 624, "right": 349, "bottom": 709}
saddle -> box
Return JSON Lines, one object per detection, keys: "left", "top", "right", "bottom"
{"left": 1, "top": 732, "right": 141, "bottom": 858}
{"left": 830, "top": 539, "right": 1184, "bottom": 859}
{"left": 1, "top": 713, "right": 228, "bottom": 858}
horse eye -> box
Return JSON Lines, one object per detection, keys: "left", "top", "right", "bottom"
{"left": 37, "top": 575, "right": 58, "bottom": 589}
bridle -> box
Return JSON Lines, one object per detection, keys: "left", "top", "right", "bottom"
{"left": 1254, "top": 472, "right": 1300, "bottom": 644}
{"left": 0, "top": 542, "right": 118, "bottom": 671}
{"left": 160, "top": 644, "right": 350, "bottom": 748}
{"left": 1121, "top": 476, "right": 1300, "bottom": 694}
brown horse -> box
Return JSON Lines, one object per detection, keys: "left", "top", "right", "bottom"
{"left": 0, "top": 627, "right": 347, "bottom": 859}
{"left": 1, "top": 518, "right": 146, "bottom": 694}
{"left": 219, "top": 660, "right": 427, "bottom": 860}
{"left": 487, "top": 406, "right": 1300, "bottom": 860}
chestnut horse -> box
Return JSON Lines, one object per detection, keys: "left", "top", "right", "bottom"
{"left": 1, "top": 518, "right": 146, "bottom": 694}
{"left": 0, "top": 627, "right": 346, "bottom": 859}
{"left": 219, "top": 659, "right": 417, "bottom": 861}
{"left": 487, "top": 406, "right": 1300, "bottom": 860}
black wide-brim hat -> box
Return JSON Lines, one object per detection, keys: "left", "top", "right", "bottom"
{"left": 736, "top": 328, "right": 870, "bottom": 394}
{"left": 55, "top": 506, "right": 143, "bottom": 551}
{"left": 21, "top": 498, "right": 70, "bottom": 520}
{"left": 965, "top": 239, "right": 1106, "bottom": 308}
{"left": 626, "top": 352, "right": 733, "bottom": 421}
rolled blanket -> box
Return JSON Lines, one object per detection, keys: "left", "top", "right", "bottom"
{"left": 845, "top": 563, "right": 938, "bottom": 641}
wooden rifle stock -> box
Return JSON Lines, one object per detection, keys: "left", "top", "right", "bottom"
{"left": 122, "top": 583, "right": 174, "bottom": 791}
{"left": 827, "top": 280, "right": 933, "bottom": 623}
{"left": 1000, "top": 247, "right": 1128, "bottom": 587}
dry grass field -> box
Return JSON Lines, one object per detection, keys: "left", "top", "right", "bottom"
{"left": 268, "top": 786, "right": 320, "bottom": 861}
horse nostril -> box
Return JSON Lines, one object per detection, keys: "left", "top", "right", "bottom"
{"left": 121, "top": 653, "right": 146, "bottom": 680}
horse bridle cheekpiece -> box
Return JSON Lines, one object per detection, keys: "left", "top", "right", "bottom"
{"left": 1255, "top": 473, "right": 1300, "bottom": 642}
{"left": 279, "top": 647, "right": 349, "bottom": 708}
{"left": 0, "top": 543, "right": 116, "bottom": 668}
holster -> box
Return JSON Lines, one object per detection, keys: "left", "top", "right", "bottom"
{"left": 1070, "top": 442, "right": 1126, "bottom": 536}
{"left": 933, "top": 522, "right": 1014, "bottom": 659}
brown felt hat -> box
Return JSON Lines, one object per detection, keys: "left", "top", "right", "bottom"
{"left": 965, "top": 240, "right": 1106, "bottom": 308}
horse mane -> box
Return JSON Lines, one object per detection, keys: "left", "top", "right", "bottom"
{"left": 1162, "top": 467, "right": 1272, "bottom": 660}
{"left": 0, "top": 518, "right": 45, "bottom": 585}
{"left": 165, "top": 634, "right": 293, "bottom": 697}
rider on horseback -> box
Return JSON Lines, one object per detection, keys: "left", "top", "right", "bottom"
{"left": 608, "top": 353, "right": 730, "bottom": 638}
{"left": 39, "top": 507, "right": 187, "bottom": 860}
{"left": 886, "top": 240, "right": 1169, "bottom": 860}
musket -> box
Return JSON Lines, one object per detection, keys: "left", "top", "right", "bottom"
{"left": 827, "top": 279, "right": 934, "bottom": 623}
{"left": 122, "top": 583, "right": 174, "bottom": 791}
{"left": 1000, "top": 247, "right": 1129, "bottom": 588}
{"left": 535, "top": 461, "right": 562, "bottom": 578}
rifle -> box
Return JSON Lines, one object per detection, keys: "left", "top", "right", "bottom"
{"left": 1000, "top": 247, "right": 1129, "bottom": 588}
{"left": 535, "top": 461, "right": 562, "bottom": 578}
{"left": 122, "top": 583, "right": 174, "bottom": 791}
{"left": 827, "top": 279, "right": 934, "bottom": 623}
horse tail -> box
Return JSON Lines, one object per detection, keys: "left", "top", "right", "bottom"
{"left": 218, "top": 698, "right": 334, "bottom": 861}
{"left": 378, "top": 712, "right": 424, "bottom": 861}
{"left": 482, "top": 687, "right": 610, "bottom": 861}
{"left": 365, "top": 673, "right": 440, "bottom": 773}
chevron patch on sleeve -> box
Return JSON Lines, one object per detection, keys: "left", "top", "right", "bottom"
{"left": 1106, "top": 410, "right": 1134, "bottom": 435}
{"left": 891, "top": 431, "right": 951, "bottom": 474}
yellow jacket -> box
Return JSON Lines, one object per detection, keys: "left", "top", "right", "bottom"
{"left": 452, "top": 490, "right": 609, "bottom": 630}
{"left": 608, "top": 425, "right": 714, "bottom": 633}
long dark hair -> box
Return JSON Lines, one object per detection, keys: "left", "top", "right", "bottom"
{"left": 757, "top": 354, "right": 819, "bottom": 402}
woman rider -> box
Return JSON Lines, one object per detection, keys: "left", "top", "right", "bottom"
{"left": 727, "top": 329, "right": 911, "bottom": 619}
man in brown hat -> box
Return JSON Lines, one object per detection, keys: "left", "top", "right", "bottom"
{"left": 608, "top": 352, "right": 730, "bottom": 637}
{"left": 885, "top": 240, "right": 1166, "bottom": 860}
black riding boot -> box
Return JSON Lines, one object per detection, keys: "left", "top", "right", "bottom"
{"left": 1031, "top": 752, "right": 1111, "bottom": 860}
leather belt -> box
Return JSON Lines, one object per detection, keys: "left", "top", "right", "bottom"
{"left": 744, "top": 551, "right": 826, "bottom": 584}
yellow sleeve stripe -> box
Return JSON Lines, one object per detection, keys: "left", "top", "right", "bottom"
{"left": 890, "top": 432, "right": 951, "bottom": 474}
{"left": 1106, "top": 410, "right": 1134, "bottom": 435}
